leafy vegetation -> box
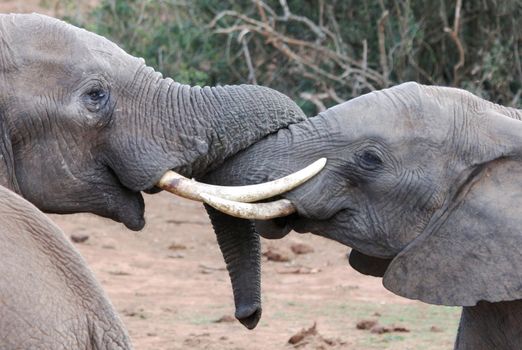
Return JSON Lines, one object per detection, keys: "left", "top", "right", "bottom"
{"left": 55, "top": 0, "right": 521, "bottom": 114}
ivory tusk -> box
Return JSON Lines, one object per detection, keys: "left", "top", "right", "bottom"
{"left": 200, "top": 193, "right": 296, "bottom": 220}
{"left": 156, "top": 158, "right": 326, "bottom": 203}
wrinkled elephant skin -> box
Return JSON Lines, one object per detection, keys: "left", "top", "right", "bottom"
{"left": 0, "top": 186, "right": 132, "bottom": 349}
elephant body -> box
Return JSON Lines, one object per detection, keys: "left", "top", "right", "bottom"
{"left": 205, "top": 82, "right": 522, "bottom": 347}
{"left": 0, "top": 185, "right": 131, "bottom": 349}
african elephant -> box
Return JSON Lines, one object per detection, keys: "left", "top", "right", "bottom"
{"left": 0, "top": 12, "right": 323, "bottom": 335}
{"left": 0, "top": 184, "right": 131, "bottom": 349}
{"left": 204, "top": 82, "right": 522, "bottom": 349}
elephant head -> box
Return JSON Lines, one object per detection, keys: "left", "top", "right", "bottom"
{"left": 205, "top": 82, "right": 522, "bottom": 308}
{"left": 0, "top": 13, "right": 323, "bottom": 328}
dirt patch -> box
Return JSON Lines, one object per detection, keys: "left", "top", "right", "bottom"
{"left": 50, "top": 192, "right": 461, "bottom": 349}
{"left": 213, "top": 315, "right": 236, "bottom": 323}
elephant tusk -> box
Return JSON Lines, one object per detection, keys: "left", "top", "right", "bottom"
{"left": 200, "top": 193, "right": 296, "bottom": 220}
{"left": 156, "top": 158, "right": 326, "bottom": 203}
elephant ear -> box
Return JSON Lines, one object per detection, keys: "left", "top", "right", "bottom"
{"left": 348, "top": 249, "right": 392, "bottom": 277}
{"left": 384, "top": 109, "right": 522, "bottom": 306}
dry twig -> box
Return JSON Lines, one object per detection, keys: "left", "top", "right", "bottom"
{"left": 377, "top": 10, "right": 390, "bottom": 86}
{"left": 444, "top": 0, "right": 465, "bottom": 86}
{"left": 209, "top": 2, "right": 387, "bottom": 112}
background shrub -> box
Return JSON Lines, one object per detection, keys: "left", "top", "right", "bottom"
{"left": 56, "top": 0, "right": 522, "bottom": 115}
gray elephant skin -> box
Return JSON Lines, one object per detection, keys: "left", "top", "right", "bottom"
{"left": 0, "top": 13, "right": 309, "bottom": 346}
{"left": 207, "top": 82, "right": 522, "bottom": 349}
{"left": 0, "top": 185, "right": 132, "bottom": 349}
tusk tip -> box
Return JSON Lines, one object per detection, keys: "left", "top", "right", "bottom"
{"left": 316, "top": 157, "right": 327, "bottom": 168}
{"left": 200, "top": 193, "right": 296, "bottom": 220}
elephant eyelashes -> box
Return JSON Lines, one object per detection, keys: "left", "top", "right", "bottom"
{"left": 356, "top": 150, "right": 383, "bottom": 171}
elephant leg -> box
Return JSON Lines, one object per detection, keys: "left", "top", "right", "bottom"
{"left": 454, "top": 300, "right": 522, "bottom": 350}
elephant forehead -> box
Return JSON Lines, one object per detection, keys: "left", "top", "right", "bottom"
{"left": 2, "top": 13, "right": 140, "bottom": 71}
{"left": 327, "top": 84, "right": 452, "bottom": 147}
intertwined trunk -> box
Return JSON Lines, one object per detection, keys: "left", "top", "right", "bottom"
{"left": 108, "top": 75, "right": 308, "bottom": 190}
{"left": 109, "top": 72, "right": 308, "bottom": 327}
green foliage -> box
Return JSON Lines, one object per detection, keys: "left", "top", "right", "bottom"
{"left": 60, "top": 0, "right": 225, "bottom": 86}
{"left": 57, "top": 0, "right": 521, "bottom": 113}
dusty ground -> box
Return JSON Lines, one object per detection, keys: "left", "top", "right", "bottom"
{"left": 50, "top": 193, "right": 460, "bottom": 350}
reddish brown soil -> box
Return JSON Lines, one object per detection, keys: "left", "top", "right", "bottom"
{"left": 50, "top": 193, "right": 459, "bottom": 350}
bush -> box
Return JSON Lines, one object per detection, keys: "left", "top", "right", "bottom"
{"left": 57, "top": 0, "right": 522, "bottom": 114}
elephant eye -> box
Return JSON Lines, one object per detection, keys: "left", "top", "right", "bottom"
{"left": 356, "top": 150, "right": 383, "bottom": 171}
{"left": 83, "top": 87, "right": 110, "bottom": 113}
{"left": 87, "top": 89, "right": 106, "bottom": 101}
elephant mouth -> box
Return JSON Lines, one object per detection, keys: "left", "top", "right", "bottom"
{"left": 253, "top": 215, "right": 296, "bottom": 239}
{"left": 253, "top": 205, "right": 358, "bottom": 240}
{"left": 114, "top": 191, "right": 146, "bottom": 231}
{"left": 104, "top": 180, "right": 146, "bottom": 231}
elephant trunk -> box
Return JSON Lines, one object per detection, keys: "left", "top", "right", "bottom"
{"left": 203, "top": 111, "right": 333, "bottom": 187}
{"left": 205, "top": 206, "right": 262, "bottom": 329}
{"left": 109, "top": 74, "right": 309, "bottom": 191}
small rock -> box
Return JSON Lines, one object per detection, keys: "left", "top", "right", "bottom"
{"left": 288, "top": 322, "right": 317, "bottom": 344}
{"left": 276, "top": 267, "right": 321, "bottom": 274}
{"left": 356, "top": 319, "right": 378, "bottom": 330}
{"left": 108, "top": 270, "right": 131, "bottom": 276}
{"left": 430, "top": 326, "right": 444, "bottom": 333}
{"left": 372, "top": 312, "right": 382, "bottom": 317}
{"left": 70, "top": 233, "right": 89, "bottom": 243}
{"left": 101, "top": 244, "right": 116, "bottom": 250}
{"left": 370, "top": 326, "right": 391, "bottom": 334}
{"left": 168, "top": 243, "right": 187, "bottom": 250}
{"left": 392, "top": 326, "right": 410, "bottom": 333}
{"left": 290, "top": 243, "right": 314, "bottom": 255}
{"left": 364, "top": 323, "right": 410, "bottom": 334}
{"left": 214, "top": 315, "right": 235, "bottom": 323}
{"left": 167, "top": 253, "right": 185, "bottom": 259}
{"left": 263, "top": 248, "right": 291, "bottom": 262}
